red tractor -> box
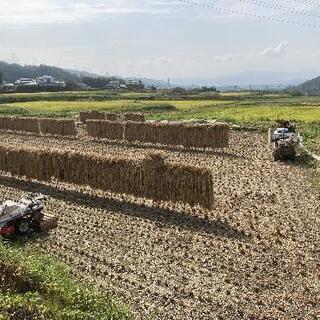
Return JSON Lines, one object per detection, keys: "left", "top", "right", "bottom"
{"left": 0, "top": 193, "right": 57, "bottom": 237}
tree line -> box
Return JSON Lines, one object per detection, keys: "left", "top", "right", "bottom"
{"left": 0, "top": 61, "right": 79, "bottom": 84}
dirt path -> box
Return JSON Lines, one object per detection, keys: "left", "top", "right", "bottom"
{"left": 0, "top": 131, "right": 319, "bottom": 319}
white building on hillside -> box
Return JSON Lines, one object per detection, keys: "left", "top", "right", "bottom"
{"left": 15, "top": 78, "right": 37, "bottom": 86}
{"left": 36, "top": 75, "right": 66, "bottom": 88}
{"left": 15, "top": 75, "right": 66, "bottom": 88}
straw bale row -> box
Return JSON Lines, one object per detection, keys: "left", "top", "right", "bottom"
{"left": 0, "top": 116, "right": 40, "bottom": 134}
{"left": 86, "top": 120, "right": 124, "bottom": 140}
{"left": 140, "top": 153, "right": 214, "bottom": 208}
{"left": 87, "top": 120, "right": 229, "bottom": 148}
{"left": 0, "top": 146, "right": 214, "bottom": 209}
{"left": 79, "top": 111, "right": 106, "bottom": 123}
{"left": 124, "top": 113, "right": 146, "bottom": 122}
{"left": 80, "top": 111, "right": 143, "bottom": 123}
{"left": 125, "top": 121, "right": 229, "bottom": 148}
{"left": 39, "top": 118, "right": 77, "bottom": 136}
{"left": 79, "top": 111, "right": 119, "bottom": 123}
{"left": 105, "top": 113, "right": 118, "bottom": 121}
{"left": 0, "top": 116, "right": 77, "bottom": 136}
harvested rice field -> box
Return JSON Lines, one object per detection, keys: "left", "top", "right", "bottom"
{"left": 0, "top": 130, "right": 319, "bottom": 319}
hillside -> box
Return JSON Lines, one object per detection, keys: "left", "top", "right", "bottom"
{"left": 0, "top": 61, "right": 79, "bottom": 83}
{"left": 65, "top": 68, "right": 101, "bottom": 79}
{"left": 172, "top": 71, "right": 310, "bottom": 89}
{"left": 296, "top": 75, "right": 320, "bottom": 95}
{"left": 0, "top": 62, "right": 174, "bottom": 88}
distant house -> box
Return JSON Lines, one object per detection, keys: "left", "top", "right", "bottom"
{"left": 0, "top": 83, "right": 16, "bottom": 92}
{"left": 15, "top": 78, "right": 37, "bottom": 86}
{"left": 125, "top": 79, "right": 144, "bottom": 89}
{"left": 106, "top": 80, "right": 127, "bottom": 90}
{"left": 15, "top": 75, "right": 66, "bottom": 88}
{"left": 78, "top": 82, "right": 91, "bottom": 90}
{"left": 106, "top": 80, "right": 122, "bottom": 89}
{"left": 125, "top": 79, "right": 140, "bottom": 86}
{"left": 36, "top": 75, "right": 66, "bottom": 88}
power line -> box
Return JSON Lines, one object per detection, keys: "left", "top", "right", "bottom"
{"left": 178, "top": 0, "right": 320, "bottom": 28}
{"left": 236, "top": 0, "right": 320, "bottom": 19}
{"left": 292, "top": 0, "right": 320, "bottom": 7}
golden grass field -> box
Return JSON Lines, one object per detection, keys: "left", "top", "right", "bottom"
{"left": 5, "top": 99, "right": 320, "bottom": 123}
{"left": 0, "top": 91, "right": 319, "bottom": 154}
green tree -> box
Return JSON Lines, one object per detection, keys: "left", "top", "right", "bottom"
{"left": 82, "top": 76, "right": 125, "bottom": 89}
{"left": 0, "top": 61, "right": 79, "bottom": 83}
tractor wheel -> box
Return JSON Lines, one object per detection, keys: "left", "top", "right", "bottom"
{"left": 32, "top": 210, "right": 44, "bottom": 222}
{"left": 268, "top": 128, "right": 273, "bottom": 145}
{"left": 288, "top": 152, "right": 296, "bottom": 161}
{"left": 31, "top": 211, "right": 44, "bottom": 231}
{"left": 16, "top": 219, "right": 31, "bottom": 234}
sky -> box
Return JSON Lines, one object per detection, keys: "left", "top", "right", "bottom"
{"left": 0, "top": 0, "right": 320, "bottom": 80}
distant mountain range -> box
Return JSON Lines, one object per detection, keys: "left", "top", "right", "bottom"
{"left": 172, "top": 70, "right": 318, "bottom": 89}
{"left": 125, "top": 77, "right": 174, "bottom": 89}
{"left": 124, "top": 71, "right": 311, "bottom": 90}
{"left": 1, "top": 61, "right": 319, "bottom": 93}
{"left": 0, "top": 61, "right": 79, "bottom": 83}
{"left": 296, "top": 76, "right": 320, "bottom": 95}
{"left": 0, "top": 61, "right": 173, "bottom": 88}
{"left": 65, "top": 68, "right": 101, "bottom": 79}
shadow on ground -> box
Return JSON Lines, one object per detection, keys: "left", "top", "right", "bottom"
{"left": 86, "top": 137, "right": 246, "bottom": 159}
{"left": 1, "top": 130, "right": 246, "bottom": 160}
{"left": 0, "top": 175, "right": 248, "bottom": 241}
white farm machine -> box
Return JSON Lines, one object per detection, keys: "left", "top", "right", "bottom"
{"left": 0, "top": 193, "right": 57, "bottom": 237}
{"left": 268, "top": 120, "right": 301, "bottom": 161}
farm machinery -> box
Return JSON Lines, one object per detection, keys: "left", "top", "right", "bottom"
{"left": 268, "top": 120, "right": 301, "bottom": 161}
{"left": 0, "top": 193, "right": 57, "bottom": 237}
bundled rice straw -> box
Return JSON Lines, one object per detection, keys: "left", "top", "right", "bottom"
{"left": 86, "top": 120, "right": 124, "bottom": 140}
{"left": 79, "top": 111, "right": 106, "bottom": 123}
{"left": 0, "top": 145, "right": 214, "bottom": 209}
{"left": 124, "top": 121, "right": 229, "bottom": 148}
{"left": 124, "top": 113, "right": 146, "bottom": 122}
{"left": 39, "top": 118, "right": 77, "bottom": 136}
{"left": 105, "top": 113, "right": 118, "bottom": 121}
{"left": 0, "top": 116, "right": 40, "bottom": 134}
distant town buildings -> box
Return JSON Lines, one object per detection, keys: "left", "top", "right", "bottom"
{"left": 14, "top": 75, "right": 66, "bottom": 88}
{"left": 36, "top": 75, "right": 66, "bottom": 88}
{"left": 105, "top": 79, "right": 142, "bottom": 90}
{"left": 106, "top": 80, "right": 125, "bottom": 89}
{"left": 1, "top": 74, "right": 146, "bottom": 92}
{"left": 124, "top": 79, "right": 144, "bottom": 89}
{"left": 125, "top": 79, "right": 139, "bottom": 86}
{"left": 15, "top": 78, "right": 37, "bottom": 86}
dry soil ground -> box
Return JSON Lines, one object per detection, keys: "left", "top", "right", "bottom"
{"left": 0, "top": 131, "right": 319, "bottom": 319}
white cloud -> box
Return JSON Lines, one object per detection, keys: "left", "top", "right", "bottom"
{"left": 6, "top": 53, "right": 21, "bottom": 64}
{"left": 110, "top": 56, "right": 191, "bottom": 69}
{"left": 261, "top": 41, "right": 288, "bottom": 58}
{"left": 213, "top": 41, "right": 289, "bottom": 62}
{"left": 310, "top": 50, "right": 320, "bottom": 57}
{"left": 0, "top": 0, "right": 174, "bottom": 27}
{"left": 0, "top": 1, "right": 318, "bottom": 79}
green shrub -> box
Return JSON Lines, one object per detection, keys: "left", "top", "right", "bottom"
{"left": 0, "top": 241, "right": 133, "bottom": 320}
{"left": 123, "top": 103, "right": 177, "bottom": 113}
